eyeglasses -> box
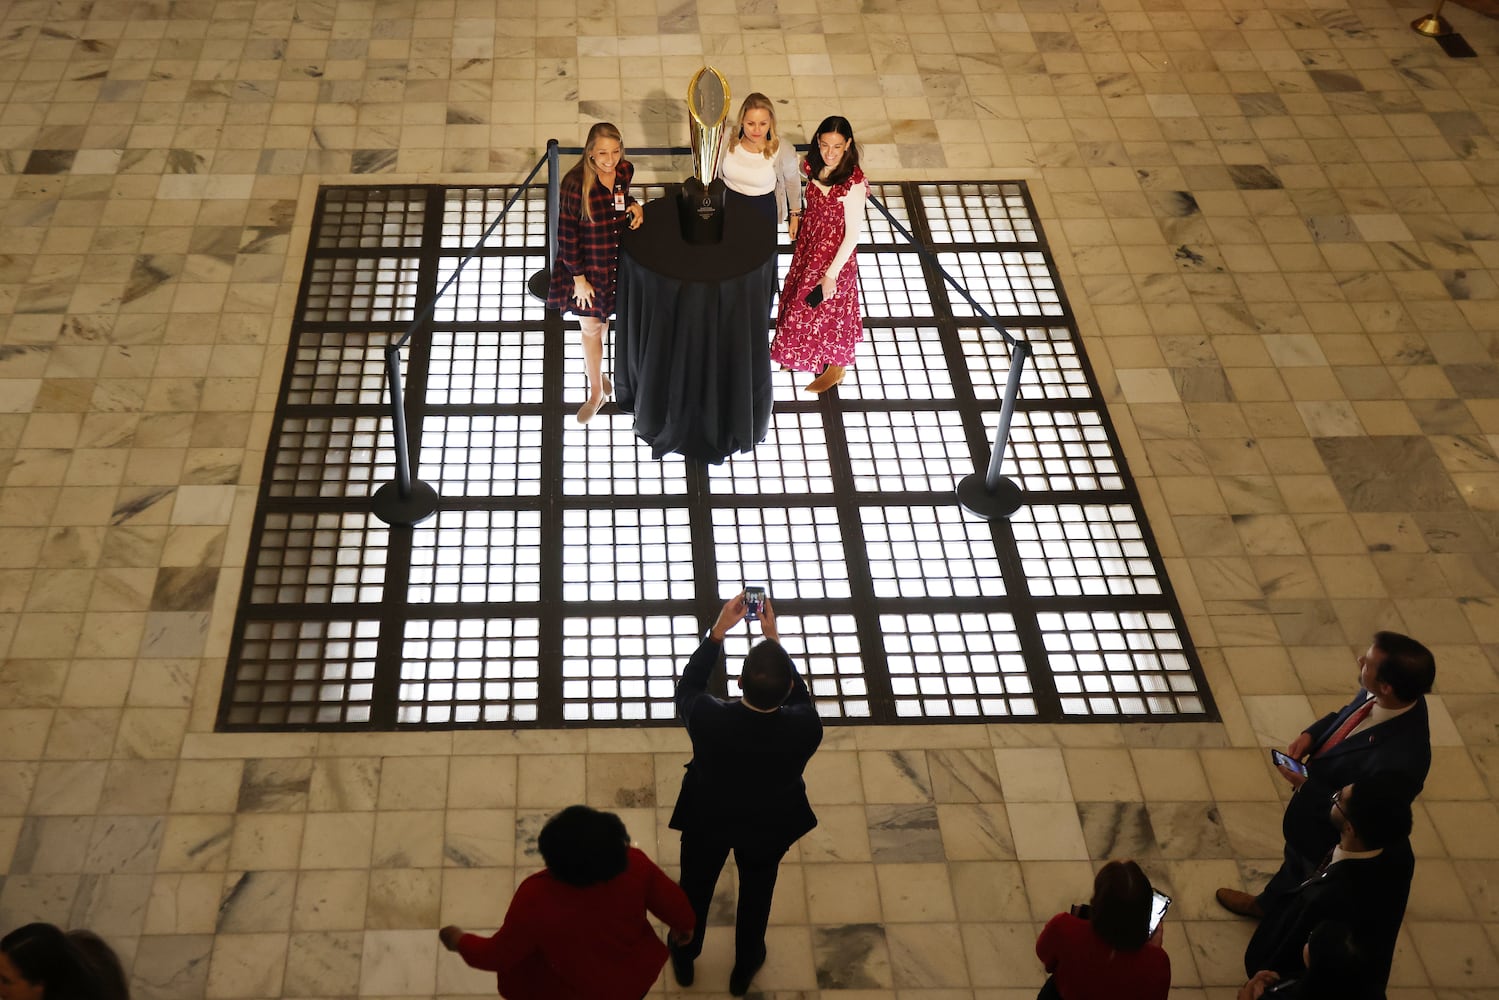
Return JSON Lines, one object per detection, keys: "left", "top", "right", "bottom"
{"left": 1331, "top": 788, "right": 1348, "bottom": 819}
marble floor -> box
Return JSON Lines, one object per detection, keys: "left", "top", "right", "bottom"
{"left": 2, "top": 0, "right": 1498, "bottom": 998}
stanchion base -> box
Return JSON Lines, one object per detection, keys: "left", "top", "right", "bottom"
{"left": 1411, "top": 12, "right": 1452, "bottom": 35}
{"left": 372, "top": 480, "right": 441, "bottom": 526}
{"left": 957, "top": 473, "right": 1024, "bottom": 519}
{"left": 527, "top": 269, "right": 551, "bottom": 302}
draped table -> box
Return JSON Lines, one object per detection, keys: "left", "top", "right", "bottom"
{"left": 613, "top": 193, "right": 777, "bottom": 463}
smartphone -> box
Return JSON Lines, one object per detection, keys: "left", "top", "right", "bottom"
{"left": 804, "top": 284, "right": 824, "bottom": 307}
{"left": 744, "top": 586, "right": 766, "bottom": 621}
{"left": 1148, "top": 889, "right": 1171, "bottom": 934}
{"left": 1270, "top": 749, "right": 1308, "bottom": 777}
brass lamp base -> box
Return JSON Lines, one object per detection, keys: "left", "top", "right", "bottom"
{"left": 1411, "top": 9, "right": 1452, "bottom": 35}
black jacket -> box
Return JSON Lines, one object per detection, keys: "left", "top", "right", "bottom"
{"left": 668, "top": 637, "right": 822, "bottom": 849}
{"left": 1282, "top": 693, "right": 1430, "bottom": 863}
{"left": 1245, "top": 841, "right": 1414, "bottom": 997}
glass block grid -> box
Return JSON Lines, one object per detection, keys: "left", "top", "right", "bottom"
{"left": 269, "top": 415, "right": 395, "bottom": 499}
{"left": 1010, "top": 504, "right": 1162, "bottom": 598}
{"left": 399, "top": 618, "right": 541, "bottom": 724}
{"left": 287, "top": 330, "right": 397, "bottom": 407}
{"left": 991, "top": 410, "right": 1125, "bottom": 492}
{"left": 833, "top": 325, "right": 955, "bottom": 402}
{"left": 225, "top": 619, "right": 381, "bottom": 725}
{"left": 432, "top": 253, "right": 547, "bottom": 322}
{"left": 253, "top": 511, "right": 389, "bottom": 604}
{"left": 560, "top": 412, "right": 690, "bottom": 496}
{"left": 708, "top": 411, "right": 835, "bottom": 495}
{"left": 938, "top": 251, "right": 1064, "bottom": 319}
{"left": 560, "top": 615, "right": 699, "bottom": 722}
{"left": 417, "top": 414, "right": 544, "bottom": 497}
{"left": 710, "top": 505, "right": 852, "bottom": 601}
{"left": 303, "top": 256, "right": 421, "bottom": 322}
{"left": 316, "top": 187, "right": 427, "bottom": 249}
{"left": 222, "top": 178, "right": 1214, "bottom": 731}
{"left": 409, "top": 509, "right": 543, "bottom": 604}
{"left": 442, "top": 187, "right": 548, "bottom": 248}
{"left": 561, "top": 507, "right": 695, "bottom": 603}
{"left": 862, "top": 182, "right": 915, "bottom": 246}
{"left": 1037, "top": 610, "right": 1205, "bottom": 717}
{"left": 881, "top": 611, "right": 1036, "bottom": 719}
{"left": 842, "top": 410, "right": 972, "bottom": 493}
{"left": 860, "top": 505, "right": 1006, "bottom": 599}
{"left": 921, "top": 183, "right": 1039, "bottom": 244}
{"left": 961, "top": 326, "right": 1093, "bottom": 402}
{"left": 427, "top": 329, "right": 546, "bottom": 406}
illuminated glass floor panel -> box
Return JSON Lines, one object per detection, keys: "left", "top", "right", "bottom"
{"left": 221, "top": 181, "right": 1215, "bottom": 729}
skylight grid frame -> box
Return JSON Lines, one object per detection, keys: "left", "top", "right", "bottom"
{"left": 219, "top": 179, "right": 1216, "bottom": 731}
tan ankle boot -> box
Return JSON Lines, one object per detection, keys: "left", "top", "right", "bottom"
{"left": 805, "top": 365, "right": 846, "bottom": 393}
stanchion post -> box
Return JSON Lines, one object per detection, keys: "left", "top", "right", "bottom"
{"left": 371, "top": 346, "right": 439, "bottom": 525}
{"left": 957, "top": 339, "right": 1030, "bottom": 519}
{"left": 527, "top": 138, "right": 561, "bottom": 301}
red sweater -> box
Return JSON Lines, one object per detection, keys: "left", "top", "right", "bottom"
{"left": 457, "top": 847, "right": 695, "bottom": 1000}
{"left": 1036, "top": 912, "right": 1171, "bottom": 1000}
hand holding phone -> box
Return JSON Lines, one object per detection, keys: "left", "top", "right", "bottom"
{"left": 1148, "top": 889, "right": 1171, "bottom": 935}
{"left": 744, "top": 586, "right": 766, "bottom": 621}
{"left": 803, "top": 284, "right": 824, "bottom": 307}
{"left": 1270, "top": 748, "right": 1307, "bottom": 777}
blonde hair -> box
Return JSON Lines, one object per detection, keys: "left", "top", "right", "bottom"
{"left": 732, "top": 93, "right": 779, "bottom": 160}
{"left": 568, "top": 122, "right": 625, "bottom": 222}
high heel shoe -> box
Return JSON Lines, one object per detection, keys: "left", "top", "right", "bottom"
{"left": 805, "top": 365, "right": 846, "bottom": 393}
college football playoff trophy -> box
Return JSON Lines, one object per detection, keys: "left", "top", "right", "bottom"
{"left": 677, "top": 66, "right": 730, "bottom": 244}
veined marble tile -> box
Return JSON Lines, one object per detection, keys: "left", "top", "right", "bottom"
{"left": 216, "top": 869, "right": 295, "bottom": 933}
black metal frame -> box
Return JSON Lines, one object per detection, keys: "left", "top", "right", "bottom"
{"left": 217, "top": 178, "right": 1217, "bottom": 731}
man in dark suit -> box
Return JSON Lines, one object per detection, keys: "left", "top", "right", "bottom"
{"left": 1243, "top": 773, "right": 1416, "bottom": 998}
{"left": 1218, "top": 630, "right": 1434, "bottom": 917}
{"left": 668, "top": 592, "right": 823, "bottom": 997}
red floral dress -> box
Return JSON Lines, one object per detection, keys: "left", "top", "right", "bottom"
{"left": 771, "top": 165, "right": 868, "bottom": 372}
{"left": 545, "top": 160, "right": 636, "bottom": 319}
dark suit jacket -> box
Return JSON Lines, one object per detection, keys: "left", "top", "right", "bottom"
{"left": 1245, "top": 841, "right": 1414, "bottom": 997}
{"left": 1282, "top": 693, "right": 1430, "bottom": 863}
{"left": 668, "top": 636, "right": 823, "bottom": 850}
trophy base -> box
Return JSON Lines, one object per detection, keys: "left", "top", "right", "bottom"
{"left": 678, "top": 177, "right": 727, "bottom": 245}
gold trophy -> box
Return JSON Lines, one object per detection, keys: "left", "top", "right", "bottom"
{"left": 678, "top": 66, "right": 730, "bottom": 244}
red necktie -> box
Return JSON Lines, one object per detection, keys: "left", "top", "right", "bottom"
{"left": 1315, "top": 699, "right": 1373, "bottom": 757}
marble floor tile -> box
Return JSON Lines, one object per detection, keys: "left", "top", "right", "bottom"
{"left": 813, "top": 922, "right": 893, "bottom": 990}
{"left": 804, "top": 863, "right": 882, "bottom": 925}
{"left": 355, "top": 929, "right": 436, "bottom": 997}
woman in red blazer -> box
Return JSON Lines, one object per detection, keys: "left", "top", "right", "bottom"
{"left": 440, "top": 805, "right": 695, "bottom": 1000}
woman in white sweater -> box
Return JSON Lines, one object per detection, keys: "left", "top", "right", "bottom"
{"left": 715, "top": 92, "right": 804, "bottom": 241}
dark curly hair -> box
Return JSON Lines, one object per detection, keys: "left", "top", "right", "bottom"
{"left": 537, "top": 805, "right": 631, "bottom": 887}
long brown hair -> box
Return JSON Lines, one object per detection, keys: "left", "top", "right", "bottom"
{"left": 565, "top": 122, "right": 625, "bottom": 222}
{"left": 805, "top": 115, "right": 859, "bottom": 188}
{"left": 732, "top": 92, "right": 779, "bottom": 160}
{"left": 1088, "top": 860, "right": 1153, "bottom": 951}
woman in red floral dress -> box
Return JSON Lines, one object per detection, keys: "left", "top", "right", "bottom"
{"left": 770, "top": 116, "right": 869, "bottom": 393}
{"left": 545, "top": 122, "right": 644, "bottom": 423}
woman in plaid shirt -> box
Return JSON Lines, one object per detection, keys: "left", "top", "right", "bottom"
{"left": 545, "top": 122, "right": 645, "bottom": 424}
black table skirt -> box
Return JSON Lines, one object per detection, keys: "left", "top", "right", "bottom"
{"left": 614, "top": 196, "right": 776, "bottom": 464}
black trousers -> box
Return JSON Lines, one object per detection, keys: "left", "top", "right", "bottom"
{"left": 676, "top": 831, "right": 788, "bottom": 967}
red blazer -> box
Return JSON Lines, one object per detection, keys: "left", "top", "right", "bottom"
{"left": 1036, "top": 912, "right": 1170, "bottom": 1000}
{"left": 457, "top": 847, "right": 695, "bottom": 1000}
